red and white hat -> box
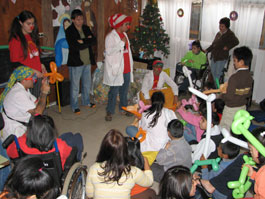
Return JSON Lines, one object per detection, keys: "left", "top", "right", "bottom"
{"left": 108, "top": 13, "right": 132, "bottom": 29}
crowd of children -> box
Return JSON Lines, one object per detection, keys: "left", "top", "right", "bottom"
{"left": 0, "top": 6, "right": 262, "bottom": 199}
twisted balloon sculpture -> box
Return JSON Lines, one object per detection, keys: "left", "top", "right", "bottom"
{"left": 44, "top": 61, "right": 64, "bottom": 84}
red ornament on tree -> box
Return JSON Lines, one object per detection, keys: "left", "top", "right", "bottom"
{"left": 160, "top": 17, "right": 162, "bottom": 21}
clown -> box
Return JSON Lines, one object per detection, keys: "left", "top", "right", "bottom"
{"left": 103, "top": 13, "right": 134, "bottom": 121}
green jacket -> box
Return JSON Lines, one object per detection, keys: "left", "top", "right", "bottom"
{"left": 181, "top": 51, "right": 207, "bottom": 70}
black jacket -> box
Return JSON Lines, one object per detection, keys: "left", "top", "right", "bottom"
{"left": 65, "top": 24, "right": 96, "bottom": 66}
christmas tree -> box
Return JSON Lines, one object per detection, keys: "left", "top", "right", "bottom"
{"left": 131, "top": 0, "right": 170, "bottom": 59}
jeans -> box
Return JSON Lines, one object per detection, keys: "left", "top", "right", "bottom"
{"left": 126, "top": 125, "right": 138, "bottom": 137}
{"left": 59, "top": 132, "right": 84, "bottom": 161}
{"left": 210, "top": 59, "right": 227, "bottom": 84}
{"left": 69, "top": 65, "right": 91, "bottom": 111}
{"left": 106, "top": 73, "right": 130, "bottom": 114}
{"left": 183, "top": 123, "right": 197, "bottom": 143}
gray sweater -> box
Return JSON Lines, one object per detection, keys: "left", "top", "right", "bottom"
{"left": 156, "top": 137, "right": 192, "bottom": 171}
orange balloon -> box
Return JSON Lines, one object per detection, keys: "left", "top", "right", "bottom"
{"left": 44, "top": 61, "right": 64, "bottom": 84}
{"left": 135, "top": 128, "right": 146, "bottom": 143}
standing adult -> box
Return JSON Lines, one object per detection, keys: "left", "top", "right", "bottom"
{"left": 103, "top": 14, "right": 134, "bottom": 121}
{"left": 206, "top": 17, "right": 239, "bottom": 84}
{"left": 9, "top": 10, "right": 47, "bottom": 98}
{"left": 65, "top": 9, "right": 96, "bottom": 114}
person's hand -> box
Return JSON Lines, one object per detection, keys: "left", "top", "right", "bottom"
{"left": 220, "top": 82, "right": 228, "bottom": 93}
{"left": 165, "top": 141, "right": 171, "bottom": 150}
{"left": 223, "top": 46, "right": 228, "bottom": 51}
{"left": 200, "top": 154, "right": 206, "bottom": 161}
{"left": 188, "top": 59, "right": 194, "bottom": 63}
{"left": 41, "top": 64, "right": 47, "bottom": 74}
{"left": 245, "top": 164, "right": 254, "bottom": 177}
{"left": 121, "top": 37, "right": 127, "bottom": 43}
{"left": 77, "top": 40, "right": 84, "bottom": 44}
{"left": 176, "top": 100, "right": 182, "bottom": 109}
{"left": 41, "top": 78, "right": 50, "bottom": 95}
{"left": 143, "top": 157, "right": 151, "bottom": 170}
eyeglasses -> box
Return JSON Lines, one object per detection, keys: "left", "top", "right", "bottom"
{"left": 24, "top": 73, "right": 37, "bottom": 83}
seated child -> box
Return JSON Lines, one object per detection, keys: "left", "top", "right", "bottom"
{"left": 151, "top": 119, "right": 192, "bottom": 182}
{"left": 140, "top": 60, "right": 179, "bottom": 109}
{"left": 212, "top": 98, "right": 225, "bottom": 121}
{"left": 125, "top": 137, "right": 157, "bottom": 199}
{"left": 192, "top": 111, "right": 223, "bottom": 162}
{"left": 176, "top": 40, "right": 207, "bottom": 91}
{"left": 159, "top": 165, "right": 199, "bottom": 199}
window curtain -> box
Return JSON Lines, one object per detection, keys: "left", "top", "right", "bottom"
{"left": 158, "top": 0, "right": 192, "bottom": 77}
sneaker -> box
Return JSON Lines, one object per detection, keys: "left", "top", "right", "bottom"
{"left": 105, "top": 112, "right": 112, "bottom": 121}
{"left": 87, "top": 103, "right": 96, "bottom": 108}
{"left": 74, "top": 108, "right": 81, "bottom": 115}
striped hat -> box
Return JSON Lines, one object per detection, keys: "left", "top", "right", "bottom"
{"left": 108, "top": 13, "right": 132, "bottom": 29}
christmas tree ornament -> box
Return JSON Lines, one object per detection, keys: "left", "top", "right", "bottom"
{"left": 230, "top": 11, "right": 238, "bottom": 21}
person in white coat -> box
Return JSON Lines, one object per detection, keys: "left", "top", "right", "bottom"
{"left": 103, "top": 13, "right": 134, "bottom": 121}
{"left": 140, "top": 60, "right": 179, "bottom": 109}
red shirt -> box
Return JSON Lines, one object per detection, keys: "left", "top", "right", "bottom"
{"left": 9, "top": 34, "right": 42, "bottom": 72}
{"left": 6, "top": 133, "right": 72, "bottom": 170}
{"left": 152, "top": 73, "right": 159, "bottom": 89}
{"left": 116, "top": 31, "right": 131, "bottom": 74}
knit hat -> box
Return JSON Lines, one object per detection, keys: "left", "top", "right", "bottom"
{"left": 152, "top": 60, "right": 164, "bottom": 67}
{"left": 108, "top": 13, "right": 132, "bottom": 29}
{"left": 0, "top": 66, "right": 33, "bottom": 111}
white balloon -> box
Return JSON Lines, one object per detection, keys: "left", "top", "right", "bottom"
{"left": 221, "top": 128, "right": 249, "bottom": 149}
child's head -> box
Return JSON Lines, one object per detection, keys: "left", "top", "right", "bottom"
{"left": 248, "top": 127, "right": 265, "bottom": 166}
{"left": 108, "top": 14, "right": 132, "bottom": 32}
{"left": 219, "top": 17, "right": 230, "bottom": 33}
{"left": 71, "top": 9, "right": 84, "bottom": 29}
{"left": 233, "top": 46, "right": 253, "bottom": 69}
{"left": 26, "top": 115, "right": 58, "bottom": 152}
{"left": 96, "top": 129, "right": 130, "bottom": 183}
{"left": 159, "top": 165, "right": 197, "bottom": 199}
{"left": 5, "top": 156, "right": 59, "bottom": 199}
{"left": 125, "top": 137, "right": 144, "bottom": 170}
{"left": 218, "top": 141, "right": 240, "bottom": 159}
{"left": 200, "top": 111, "right": 220, "bottom": 130}
{"left": 203, "top": 81, "right": 216, "bottom": 91}
{"left": 146, "top": 91, "right": 165, "bottom": 128}
{"left": 198, "top": 101, "right": 207, "bottom": 115}
{"left": 212, "top": 99, "right": 225, "bottom": 114}
{"left": 191, "top": 40, "right": 203, "bottom": 55}
{"left": 167, "top": 119, "right": 184, "bottom": 139}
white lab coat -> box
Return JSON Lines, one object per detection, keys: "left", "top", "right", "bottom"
{"left": 141, "top": 70, "right": 179, "bottom": 100}
{"left": 103, "top": 29, "right": 134, "bottom": 86}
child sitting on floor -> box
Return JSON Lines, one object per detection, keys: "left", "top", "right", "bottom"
{"left": 192, "top": 111, "right": 223, "bottom": 162}
{"left": 151, "top": 119, "right": 192, "bottom": 182}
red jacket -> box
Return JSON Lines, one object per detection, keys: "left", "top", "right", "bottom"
{"left": 7, "top": 133, "right": 72, "bottom": 170}
{"left": 9, "top": 34, "right": 42, "bottom": 72}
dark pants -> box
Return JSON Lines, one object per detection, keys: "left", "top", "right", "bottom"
{"left": 151, "top": 162, "right": 165, "bottom": 182}
{"left": 131, "top": 188, "right": 158, "bottom": 199}
{"left": 176, "top": 64, "right": 199, "bottom": 91}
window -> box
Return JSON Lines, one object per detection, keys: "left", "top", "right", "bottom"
{"left": 189, "top": 1, "right": 202, "bottom": 40}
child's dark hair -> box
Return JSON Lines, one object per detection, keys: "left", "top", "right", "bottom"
{"left": 203, "top": 81, "right": 216, "bottom": 91}
{"left": 219, "top": 141, "right": 240, "bottom": 159}
{"left": 233, "top": 46, "right": 253, "bottom": 67}
{"left": 250, "top": 127, "right": 265, "bottom": 166}
{"left": 192, "top": 40, "right": 203, "bottom": 52}
{"left": 199, "top": 101, "right": 207, "bottom": 115}
{"left": 202, "top": 111, "right": 220, "bottom": 126}
{"left": 125, "top": 137, "right": 145, "bottom": 170}
{"left": 159, "top": 165, "right": 192, "bottom": 199}
{"left": 4, "top": 156, "right": 59, "bottom": 199}
{"left": 26, "top": 115, "right": 58, "bottom": 152}
{"left": 167, "top": 119, "right": 184, "bottom": 138}
{"left": 219, "top": 17, "right": 230, "bottom": 29}
{"left": 71, "top": 9, "right": 83, "bottom": 19}
{"left": 145, "top": 91, "right": 165, "bottom": 128}
{"left": 213, "top": 99, "right": 225, "bottom": 114}
{"left": 9, "top": 10, "right": 40, "bottom": 59}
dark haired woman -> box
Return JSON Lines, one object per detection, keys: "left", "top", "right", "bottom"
{"left": 159, "top": 165, "right": 198, "bottom": 199}
{"left": 206, "top": 17, "right": 239, "bottom": 84}
{"left": 125, "top": 137, "right": 157, "bottom": 199}
{"left": 9, "top": 10, "right": 47, "bottom": 97}
{"left": 1, "top": 156, "right": 59, "bottom": 199}
{"left": 86, "top": 129, "right": 153, "bottom": 199}
{"left": 6, "top": 115, "right": 79, "bottom": 170}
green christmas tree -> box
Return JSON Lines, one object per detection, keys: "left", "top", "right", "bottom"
{"left": 131, "top": 1, "right": 170, "bottom": 59}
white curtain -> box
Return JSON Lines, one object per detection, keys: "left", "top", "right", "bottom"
{"left": 158, "top": 0, "right": 192, "bottom": 78}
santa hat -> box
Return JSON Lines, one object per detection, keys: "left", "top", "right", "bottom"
{"left": 108, "top": 13, "right": 132, "bottom": 29}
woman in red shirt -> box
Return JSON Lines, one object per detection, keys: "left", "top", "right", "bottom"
{"left": 8, "top": 10, "right": 47, "bottom": 97}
